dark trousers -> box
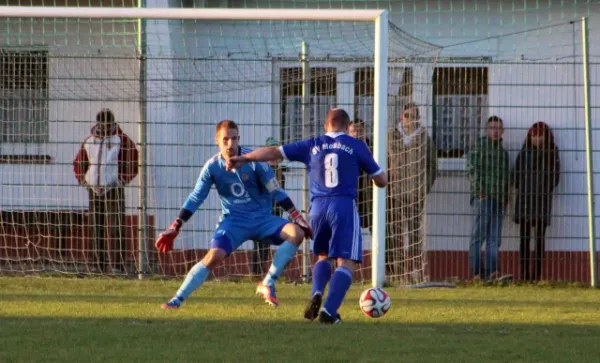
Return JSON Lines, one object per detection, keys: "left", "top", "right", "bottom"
{"left": 519, "top": 222, "right": 547, "bottom": 281}
{"left": 252, "top": 240, "right": 270, "bottom": 275}
{"left": 89, "top": 187, "right": 127, "bottom": 273}
{"left": 252, "top": 206, "right": 282, "bottom": 275}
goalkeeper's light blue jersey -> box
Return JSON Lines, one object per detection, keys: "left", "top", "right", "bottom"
{"left": 182, "top": 147, "right": 288, "bottom": 218}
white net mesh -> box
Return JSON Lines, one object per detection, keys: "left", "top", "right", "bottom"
{"left": 0, "top": 13, "right": 441, "bottom": 283}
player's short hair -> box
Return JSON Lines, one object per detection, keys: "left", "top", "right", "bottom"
{"left": 326, "top": 108, "right": 350, "bottom": 129}
{"left": 96, "top": 108, "right": 115, "bottom": 124}
{"left": 487, "top": 115, "right": 504, "bottom": 125}
{"left": 216, "top": 119, "right": 239, "bottom": 135}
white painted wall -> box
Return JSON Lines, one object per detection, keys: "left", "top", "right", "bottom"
{"left": 2, "top": 0, "right": 599, "bottom": 254}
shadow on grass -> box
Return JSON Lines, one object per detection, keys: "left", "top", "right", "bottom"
{"left": 397, "top": 297, "right": 600, "bottom": 309}
{"left": 0, "top": 293, "right": 258, "bottom": 304}
{"left": 1, "top": 292, "right": 599, "bottom": 311}
{"left": 0, "top": 316, "right": 599, "bottom": 363}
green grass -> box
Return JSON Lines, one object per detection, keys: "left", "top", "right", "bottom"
{"left": 1, "top": 277, "right": 599, "bottom": 362}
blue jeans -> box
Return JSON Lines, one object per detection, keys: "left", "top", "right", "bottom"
{"left": 469, "top": 198, "right": 503, "bottom": 278}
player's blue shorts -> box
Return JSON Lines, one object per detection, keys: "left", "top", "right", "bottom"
{"left": 211, "top": 213, "right": 289, "bottom": 255}
{"left": 309, "top": 197, "right": 362, "bottom": 262}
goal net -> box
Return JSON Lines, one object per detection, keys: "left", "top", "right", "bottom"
{"left": 0, "top": 7, "right": 440, "bottom": 285}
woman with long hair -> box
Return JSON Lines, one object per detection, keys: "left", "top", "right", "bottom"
{"left": 511, "top": 122, "right": 560, "bottom": 281}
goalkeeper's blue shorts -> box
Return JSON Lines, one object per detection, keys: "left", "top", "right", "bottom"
{"left": 210, "top": 213, "right": 289, "bottom": 255}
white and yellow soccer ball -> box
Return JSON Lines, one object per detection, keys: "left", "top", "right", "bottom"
{"left": 359, "top": 287, "right": 391, "bottom": 318}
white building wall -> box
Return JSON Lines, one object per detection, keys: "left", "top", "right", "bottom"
{"left": 1, "top": 0, "right": 599, "bottom": 254}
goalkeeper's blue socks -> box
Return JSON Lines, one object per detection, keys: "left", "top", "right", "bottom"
{"left": 322, "top": 266, "right": 353, "bottom": 316}
{"left": 311, "top": 259, "right": 332, "bottom": 296}
{"left": 174, "top": 261, "right": 211, "bottom": 302}
{"left": 262, "top": 241, "right": 297, "bottom": 286}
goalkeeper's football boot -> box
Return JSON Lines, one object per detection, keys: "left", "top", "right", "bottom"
{"left": 161, "top": 297, "right": 182, "bottom": 310}
{"left": 318, "top": 310, "right": 342, "bottom": 325}
{"left": 303, "top": 292, "right": 322, "bottom": 321}
{"left": 256, "top": 283, "right": 279, "bottom": 307}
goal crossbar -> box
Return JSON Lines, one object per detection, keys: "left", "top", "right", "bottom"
{"left": 0, "top": 7, "right": 385, "bottom": 21}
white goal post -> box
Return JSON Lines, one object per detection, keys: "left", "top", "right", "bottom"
{"left": 0, "top": 6, "right": 389, "bottom": 287}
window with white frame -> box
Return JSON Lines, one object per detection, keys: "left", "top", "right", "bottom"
{"left": 0, "top": 49, "right": 49, "bottom": 144}
{"left": 280, "top": 67, "right": 336, "bottom": 143}
{"left": 354, "top": 66, "right": 413, "bottom": 131}
{"left": 353, "top": 67, "right": 374, "bottom": 126}
{"left": 432, "top": 66, "right": 488, "bottom": 159}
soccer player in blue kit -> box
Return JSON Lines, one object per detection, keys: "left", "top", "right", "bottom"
{"left": 228, "top": 109, "right": 387, "bottom": 324}
{"left": 156, "top": 120, "right": 312, "bottom": 309}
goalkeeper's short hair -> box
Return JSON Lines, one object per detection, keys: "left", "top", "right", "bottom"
{"left": 216, "top": 119, "right": 239, "bottom": 135}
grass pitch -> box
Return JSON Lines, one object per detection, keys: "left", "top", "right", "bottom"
{"left": 1, "top": 277, "right": 599, "bottom": 362}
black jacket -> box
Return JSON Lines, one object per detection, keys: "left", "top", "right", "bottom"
{"left": 357, "top": 137, "right": 373, "bottom": 229}
{"left": 511, "top": 145, "right": 560, "bottom": 226}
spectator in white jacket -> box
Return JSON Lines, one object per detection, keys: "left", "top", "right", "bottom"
{"left": 73, "top": 109, "right": 138, "bottom": 273}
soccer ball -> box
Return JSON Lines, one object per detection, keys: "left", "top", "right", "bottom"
{"left": 359, "top": 287, "right": 391, "bottom": 318}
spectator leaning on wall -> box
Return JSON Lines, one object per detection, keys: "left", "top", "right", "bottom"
{"left": 511, "top": 121, "right": 560, "bottom": 282}
{"left": 251, "top": 137, "right": 288, "bottom": 275}
{"left": 466, "top": 115, "right": 511, "bottom": 284}
{"left": 73, "top": 108, "right": 139, "bottom": 274}
{"left": 386, "top": 102, "right": 437, "bottom": 281}
{"left": 349, "top": 119, "right": 373, "bottom": 232}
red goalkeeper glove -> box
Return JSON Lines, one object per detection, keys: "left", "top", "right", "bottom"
{"left": 155, "top": 220, "right": 182, "bottom": 253}
{"left": 290, "top": 209, "right": 313, "bottom": 240}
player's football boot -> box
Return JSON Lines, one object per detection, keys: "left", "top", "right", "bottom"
{"left": 303, "top": 293, "right": 322, "bottom": 321}
{"left": 161, "top": 297, "right": 182, "bottom": 310}
{"left": 256, "top": 283, "right": 279, "bottom": 307}
{"left": 318, "top": 310, "right": 342, "bottom": 325}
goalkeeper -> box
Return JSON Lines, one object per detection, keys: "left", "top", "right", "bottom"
{"left": 157, "top": 120, "right": 311, "bottom": 309}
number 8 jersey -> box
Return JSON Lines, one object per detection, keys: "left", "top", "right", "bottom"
{"left": 280, "top": 132, "right": 383, "bottom": 201}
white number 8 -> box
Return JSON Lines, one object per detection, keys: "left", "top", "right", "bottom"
{"left": 324, "top": 153, "right": 339, "bottom": 188}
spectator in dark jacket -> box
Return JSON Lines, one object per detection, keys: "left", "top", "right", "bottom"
{"left": 511, "top": 121, "right": 560, "bottom": 281}
{"left": 251, "top": 137, "right": 287, "bottom": 275}
{"left": 73, "top": 109, "right": 139, "bottom": 273}
{"left": 349, "top": 119, "right": 373, "bottom": 231}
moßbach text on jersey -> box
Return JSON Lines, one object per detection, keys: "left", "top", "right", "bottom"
{"left": 312, "top": 142, "right": 354, "bottom": 155}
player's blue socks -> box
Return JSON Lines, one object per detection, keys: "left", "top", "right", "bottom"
{"left": 175, "top": 261, "right": 211, "bottom": 301}
{"left": 262, "top": 241, "right": 298, "bottom": 286}
{"left": 311, "top": 259, "right": 332, "bottom": 296}
{"left": 322, "top": 266, "right": 353, "bottom": 316}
